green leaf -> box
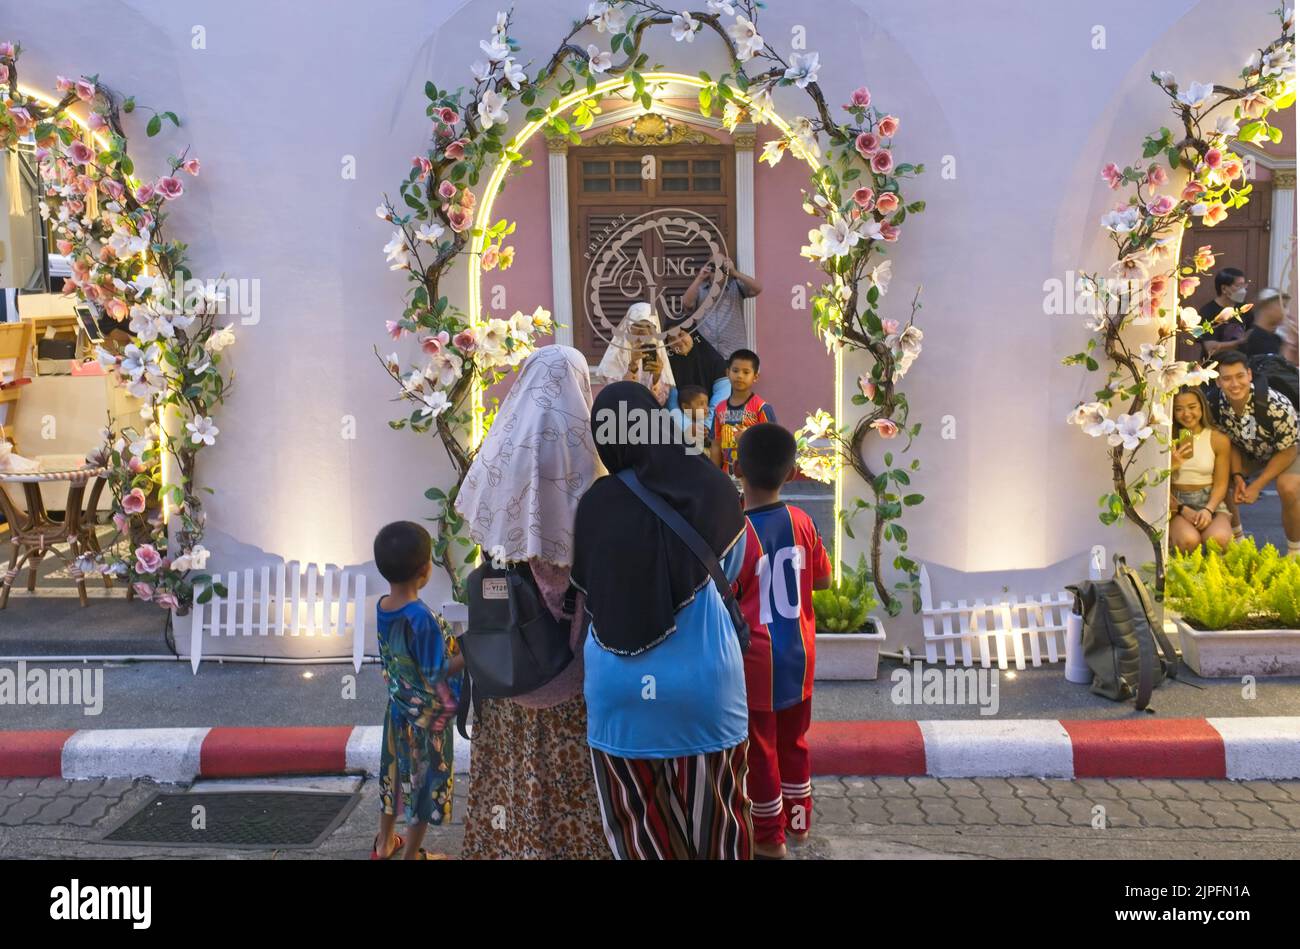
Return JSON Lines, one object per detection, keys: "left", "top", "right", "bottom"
{"left": 424, "top": 487, "right": 446, "bottom": 501}
{"left": 146, "top": 114, "right": 162, "bottom": 137}
{"left": 123, "top": 96, "right": 136, "bottom": 113}
{"left": 903, "top": 494, "right": 924, "bottom": 506}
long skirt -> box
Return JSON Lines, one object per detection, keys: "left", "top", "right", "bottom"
{"left": 589, "top": 741, "right": 753, "bottom": 860}
{"left": 461, "top": 693, "right": 609, "bottom": 860}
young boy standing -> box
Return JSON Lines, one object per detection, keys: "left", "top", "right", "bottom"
{"left": 371, "top": 521, "right": 464, "bottom": 860}
{"left": 711, "top": 348, "right": 776, "bottom": 476}
{"left": 733, "top": 424, "right": 832, "bottom": 859}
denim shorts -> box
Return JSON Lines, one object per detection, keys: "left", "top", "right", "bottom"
{"left": 1173, "top": 486, "right": 1228, "bottom": 514}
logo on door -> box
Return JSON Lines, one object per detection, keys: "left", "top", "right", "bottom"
{"left": 583, "top": 208, "right": 730, "bottom": 345}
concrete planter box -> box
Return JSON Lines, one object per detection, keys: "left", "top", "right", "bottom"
{"left": 815, "top": 617, "right": 887, "bottom": 681}
{"left": 1173, "top": 616, "right": 1300, "bottom": 677}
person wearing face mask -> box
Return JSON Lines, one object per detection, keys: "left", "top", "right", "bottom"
{"left": 1201, "top": 268, "right": 1252, "bottom": 360}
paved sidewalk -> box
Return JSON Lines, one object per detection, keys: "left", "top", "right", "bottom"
{"left": 2, "top": 776, "right": 1296, "bottom": 860}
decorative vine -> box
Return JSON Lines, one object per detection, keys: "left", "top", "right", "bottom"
{"left": 379, "top": 1, "right": 925, "bottom": 611}
{"left": 1, "top": 41, "right": 233, "bottom": 612}
{"left": 1065, "top": 7, "right": 1294, "bottom": 592}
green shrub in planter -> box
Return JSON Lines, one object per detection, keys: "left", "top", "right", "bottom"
{"left": 812, "top": 555, "right": 879, "bottom": 633}
{"left": 1166, "top": 538, "right": 1299, "bottom": 630}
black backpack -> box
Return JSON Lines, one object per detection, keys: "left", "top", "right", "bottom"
{"left": 1249, "top": 353, "right": 1299, "bottom": 409}
{"left": 456, "top": 560, "right": 576, "bottom": 738}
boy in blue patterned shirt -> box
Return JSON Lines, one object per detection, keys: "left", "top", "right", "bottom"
{"left": 371, "top": 521, "right": 463, "bottom": 860}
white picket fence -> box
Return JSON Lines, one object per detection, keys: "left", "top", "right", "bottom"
{"left": 187, "top": 563, "right": 368, "bottom": 673}
{"left": 919, "top": 564, "right": 1073, "bottom": 670}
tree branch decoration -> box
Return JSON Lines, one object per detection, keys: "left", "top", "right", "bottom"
{"left": 1, "top": 41, "right": 233, "bottom": 612}
{"left": 378, "top": 1, "right": 925, "bottom": 612}
{"left": 1065, "top": 7, "right": 1294, "bottom": 592}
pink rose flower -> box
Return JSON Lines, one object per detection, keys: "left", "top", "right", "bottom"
{"left": 444, "top": 139, "right": 467, "bottom": 160}
{"left": 459, "top": 188, "right": 476, "bottom": 209}
{"left": 1202, "top": 203, "right": 1227, "bottom": 226}
{"left": 857, "top": 374, "right": 877, "bottom": 400}
{"left": 132, "top": 582, "right": 155, "bottom": 601}
{"left": 849, "top": 86, "right": 872, "bottom": 108}
{"left": 854, "top": 131, "right": 880, "bottom": 157}
{"left": 412, "top": 155, "right": 432, "bottom": 179}
{"left": 871, "top": 418, "right": 899, "bottom": 438}
{"left": 182, "top": 158, "right": 201, "bottom": 176}
{"left": 882, "top": 318, "right": 900, "bottom": 335}
{"left": 481, "top": 247, "right": 499, "bottom": 270}
{"left": 129, "top": 457, "right": 148, "bottom": 474}
{"left": 56, "top": 239, "right": 74, "bottom": 255}
{"left": 135, "top": 544, "right": 163, "bottom": 574}
{"left": 875, "top": 191, "right": 900, "bottom": 215}
{"left": 880, "top": 222, "right": 900, "bottom": 242}
{"left": 55, "top": 75, "right": 72, "bottom": 92}
{"left": 386, "top": 320, "right": 406, "bottom": 340}
{"left": 877, "top": 115, "right": 900, "bottom": 137}
{"left": 871, "top": 150, "right": 894, "bottom": 174}
{"left": 155, "top": 176, "right": 184, "bottom": 200}
{"left": 67, "top": 140, "right": 95, "bottom": 165}
{"left": 1146, "top": 164, "right": 1168, "bottom": 186}
{"left": 121, "top": 487, "right": 147, "bottom": 515}
{"left": 421, "top": 331, "right": 449, "bottom": 355}
{"left": 438, "top": 180, "right": 457, "bottom": 200}
{"left": 1180, "top": 181, "right": 1205, "bottom": 202}
{"left": 1204, "top": 148, "right": 1223, "bottom": 168}
{"left": 1221, "top": 158, "right": 1243, "bottom": 181}
{"left": 88, "top": 112, "right": 108, "bottom": 131}
{"left": 1101, "top": 162, "right": 1123, "bottom": 190}
{"left": 112, "top": 512, "right": 129, "bottom": 533}
{"left": 1178, "top": 276, "right": 1200, "bottom": 297}
{"left": 74, "top": 79, "right": 96, "bottom": 102}
{"left": 453, "top": 329, "right": 477, "bottom": 352}
{"left": 447, "top": 206, "right": 471, "bottom": 232}
{"left": 156, "top": 592, "right": 180, "bottom": 611}
{"left": 1147, "top": 274, "right": 1168, "bottom": 297}
{"left": 1146, "top": 195, "right": 1175, "bottom": 216}
{"left": 7, "top": 107, "right": 32, "bottom": 133}
{"left": 439, "top": 107, "right": 460, "bottom": 125}
{"left": 100, "top": 177, "right": 124, "bottom": 201}
{"left": 135, "top": 183, "right": 156, "bottom": 203}
{"left": 852, "top": 187, "right": 875, "bottom": 210}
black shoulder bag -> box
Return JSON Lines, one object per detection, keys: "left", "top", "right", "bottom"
{"left": 616, "top": 468, "right": 750, "bottom": 652}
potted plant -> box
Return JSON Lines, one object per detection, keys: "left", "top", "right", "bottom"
{"left": 1166, "top": 539, "right": 1300, "bottom": 677}
{"left": 813, "top": 555, "right": 887, "bottom": 680}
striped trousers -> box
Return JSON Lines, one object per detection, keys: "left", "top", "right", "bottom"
{"left": 589, "top": 742, "right": 753, "bottom": 860}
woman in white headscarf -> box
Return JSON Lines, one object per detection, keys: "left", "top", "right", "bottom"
{"left": 596, "top": 301, "right": 674, "bottom": 405}
{"left": 455, "top": 344, "right": 609, "bottom": 860}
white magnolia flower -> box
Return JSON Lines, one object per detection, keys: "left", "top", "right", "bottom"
{"left": 722, "top": 100, "right": 744, "bottom": 132}
{"left": 384, "top": 229, "right": 411, "bottom": 269}
{"left": 477, "top": 89, "right": 509, "bottom": 129}
{"left": 120, "top": 342, "right": 163, "bottom": 383}
{"left": 1100, "top": 207, "right": 1141, "bottom": 233}
{"left": 800, "top": 227, "right": 829, "bottom": 262}
{"left": 1149, "top": 400, "right": 1171, "bottom": 428}
{"left": 1177, "top": 306, "right": 1202, "bottom": 331}
{"left": 128, "top": 436, "right": 152, "bottom": 459}
{"left": 1176, "top": 81, "right": 1215, "bottom": 108}
{"left": 1138, "top": 342, "right": 1167, "bottom": 365}
{"left": 671, "top": 12, "right": 699, "bottom": 42}
{"left": 171, "top": 544, "right": 210, "bottom": 573}
{"left": 502, "top": 58, "right": 526, "bottom": 90}
{"left": 96, "top": 346, "right": 119, "bottom": 371}
{"left": 789, "top": 115, "right": 821, "bottom": 160}
{"left": 188, "top": 347, "right": 212, "bottom": 376}
{"left": 1109, "top": 412, "right": 1153, "bottom": 451}
{"left": 707, "top": 0, "right": 736, "bottom": 14}
{"left": 186, "top": 415, "right": 219, "bottom": 447}
{"left": 1154, "top": 70, "right": 1177, "bottom": 89}
{"left": 749, "top": 85, "right": 775, "bottom": 124}
{"left": 797, "top": 453, "right": 838, "bottom": 484}
{"left": 870, "top": 260, "right": 893, "bottom": 295}
{"left": 205, "top": 324, "right": 236, "bottom": 353}
{"left": 784, "top": 52, "right": 821, "bottom": 88}
{"left": 1183, "top": 363, "right": 1220, "bottom": 386}
{"left": 1157, "top": 361, "right": 1188, "bottom": 391}
{"left": 1214, "top": 115, "right": 1241, "bottom": 137}
{"left": 492, "top": 10, "right": 508, "bottom": 37}
{"left": 418, "top": 389, "right": 452, "bottom": 420}
{"left": 415, "top": 221, "right": 445, "bottom": 243}
{"left": 425, "top": 349, "right": 464, "bottom": 388}
{"left": 480, "top": 35, "right": 510, "bottom": 62}
{"left": 471, "top": 60, "right": 493, "bottom": 82}
{"left": 587, "top": 44, "right": 613, "bottom": 74}
{"left": 818, "top": 219, "right": 863, "bottom": 258}
{"left": 107, "top": 228, "right": 147, "bottom": 257}
{"left": 799, "top": 410, "right": 838, "bottom": 442}
{"left": 129, "top": 307, "right": 160, "bottom": 342}
{"left": 729, "top": 15, "right": 764, "bottom": 61}
{"left": 375, "top": 203, "right": 391, "bottom": 221}
{"left": 1261, "top": 45, "right": 1294, "bottom": 78}
{"left": 857, "top": 218, "right": 885, "bottom": 241}
{"left": 1078, "top": 404, "right": 1117, "bottom": 440}
{"left": 760, "top": 139, "right": 785, "bottom": 166}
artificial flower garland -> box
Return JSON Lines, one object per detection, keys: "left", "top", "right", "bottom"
{"left": 1, "top": 41, "right": 233, "bottom": 612}
{"left": 380, "top": 1, "right": 925, "bottom": 612}
{"left": 1065, "top": 5, "right": 1295, "bottom": 590}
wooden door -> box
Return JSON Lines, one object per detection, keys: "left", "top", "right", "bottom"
{"left": 1183, "top": 179, "right": 1275, "bottom": 310}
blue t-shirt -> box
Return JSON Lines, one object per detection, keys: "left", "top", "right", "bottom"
{"left": 376, "top": 599, "right": 460, "bottom": 723}
{"left": 584, "top": 535, "right": 748, "bottom": 758}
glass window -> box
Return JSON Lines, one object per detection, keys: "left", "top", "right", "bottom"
{"left": 582, "top": 178, "right": 612, "bottom": 192}
{"left": 583, "top": 161, "right": 610, "bottom": 176}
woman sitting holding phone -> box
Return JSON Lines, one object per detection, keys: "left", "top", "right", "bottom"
{"left": 1169, "top": 386, "right": 1234, "bottom": 552}
{"left": 596, "top": 301, "right": 673, "bottom": 405}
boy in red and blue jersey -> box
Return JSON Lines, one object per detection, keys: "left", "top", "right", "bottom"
{"left": 733, "top": 424, "right": 832, "bottom": 859}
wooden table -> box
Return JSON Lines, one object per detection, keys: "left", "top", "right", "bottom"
{"left": 0, "top": 460, "right": 110, "bottom": 608}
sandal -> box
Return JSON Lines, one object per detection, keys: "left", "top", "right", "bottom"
{"left": 370, "top": 832, "right": 405, "bottom": 860}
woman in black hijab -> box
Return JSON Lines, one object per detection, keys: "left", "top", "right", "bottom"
{"left": 666, "top": 325, "right": 729, "bottom": 410}
{"left": 573, "top": 382, "right": 753, "bottom": 860}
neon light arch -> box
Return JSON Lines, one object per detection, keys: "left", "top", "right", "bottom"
{"left": 464, "top": 70, "right": 846, "bottom": 567}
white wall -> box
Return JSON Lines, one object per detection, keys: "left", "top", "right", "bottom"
{"left": 1, "top": 0, "right": 1288, "bottom": 641}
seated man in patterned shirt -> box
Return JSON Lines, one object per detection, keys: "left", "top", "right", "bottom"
{"left": 1208, "top": 351, "right": 1300, "bottom": 557}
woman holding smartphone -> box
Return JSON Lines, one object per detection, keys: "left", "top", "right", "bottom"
{"left": 595, "top": 301, "right": 673, "bottom": 405}
{"left": 1169, "top": 386, "right": 1233, "bottom": 552}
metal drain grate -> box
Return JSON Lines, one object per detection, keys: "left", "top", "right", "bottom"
{"left": 103, "top": 791, "right": 360, "bottom": 849}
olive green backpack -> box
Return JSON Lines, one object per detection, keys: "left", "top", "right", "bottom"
{"left": 1067, "top": 555, "right": 1179, "bottom": 710}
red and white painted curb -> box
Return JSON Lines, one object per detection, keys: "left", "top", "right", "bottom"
{"left": 1, "top": 718, "right": 1297, "bottom": 782}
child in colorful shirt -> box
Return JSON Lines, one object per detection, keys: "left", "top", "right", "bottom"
{"left": 371, "top": 521, "right": 463, "bottom": 860}
{"left": 733, "top": 424, "right": 832, "bottom": 859}
{"left": 711, "top": 348, "right": 776, "bottom": 476}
